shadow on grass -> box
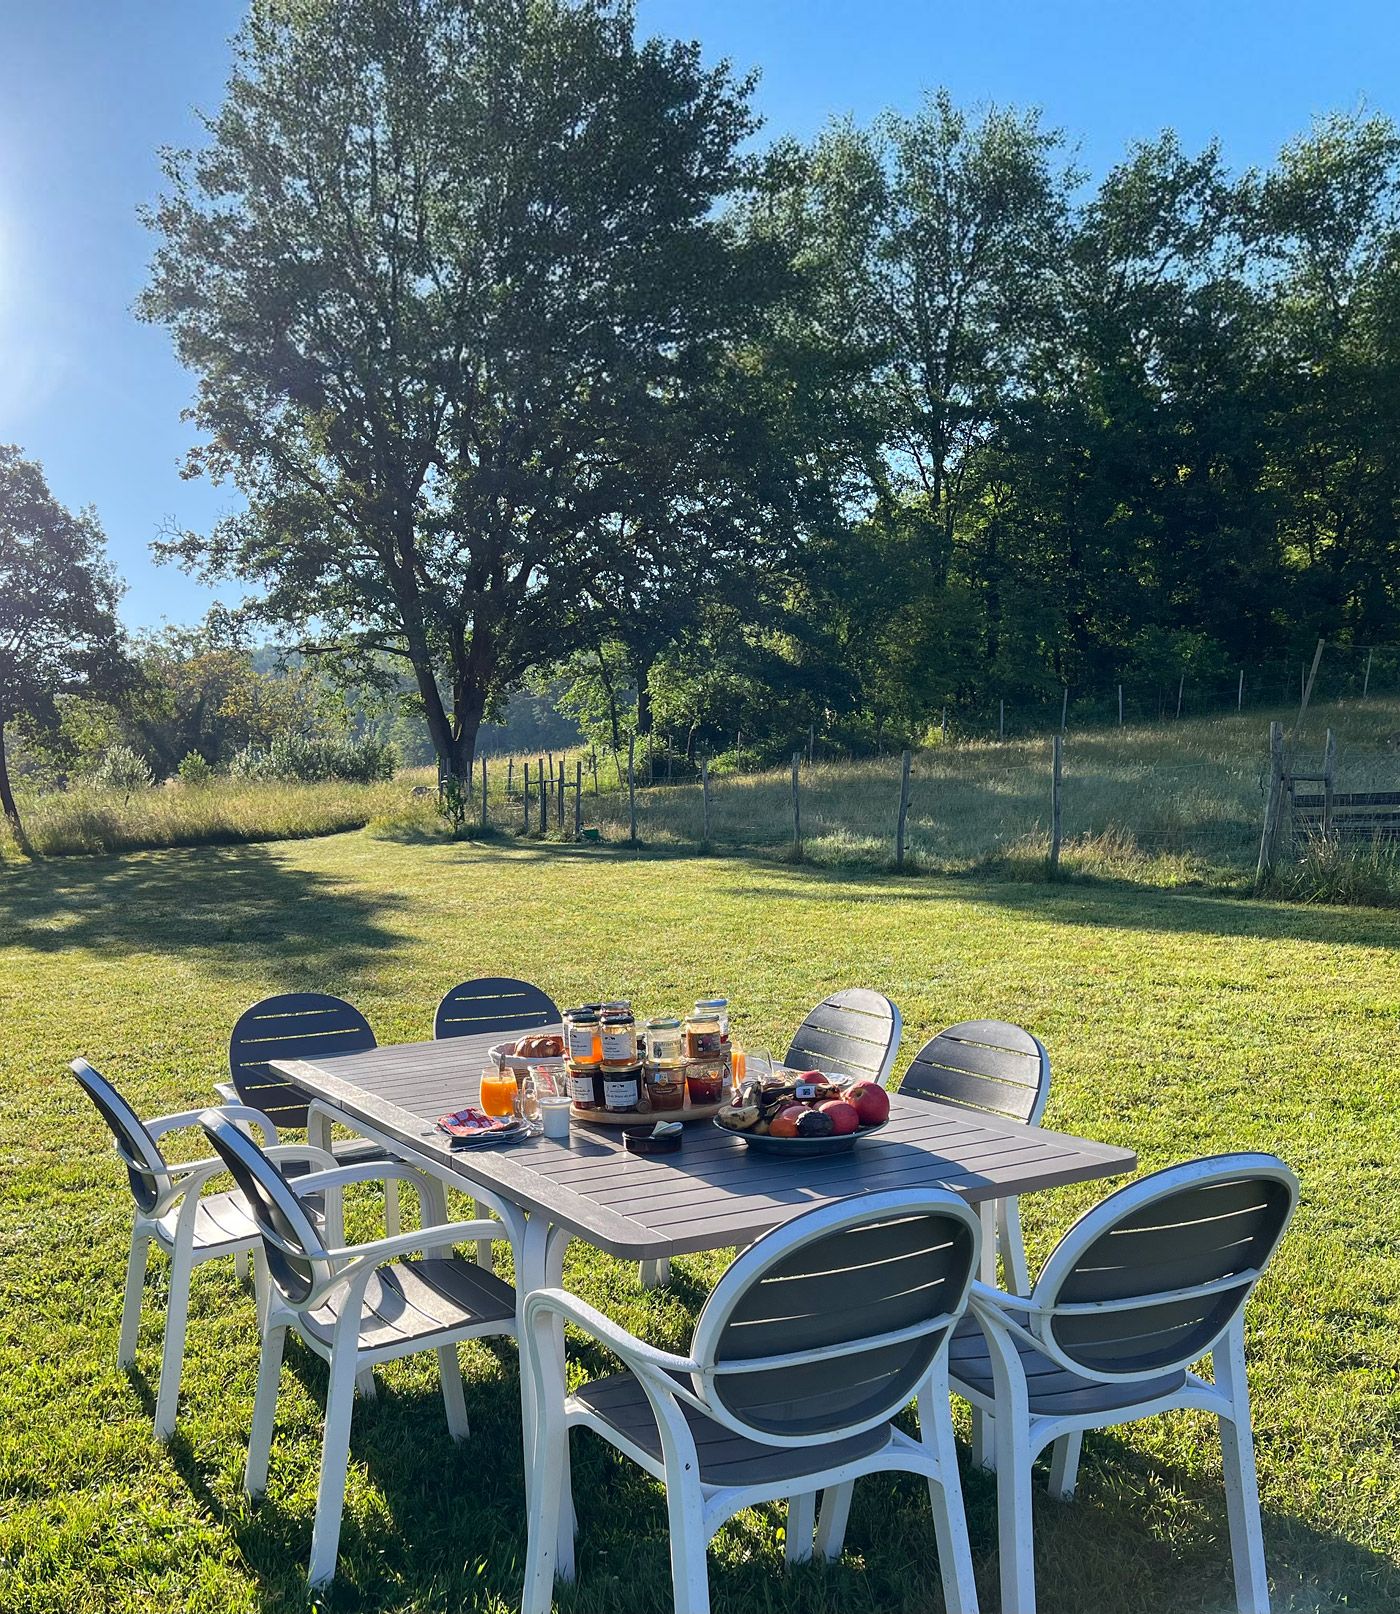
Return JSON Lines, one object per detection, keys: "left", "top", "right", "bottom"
{"left": 0, "top": 840, "right": 411, "bottom": 978}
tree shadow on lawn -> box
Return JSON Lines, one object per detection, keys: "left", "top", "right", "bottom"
{"left": 716, "top": 857, "right": 1400, "bottom": 951}
{"left": 0, "top": 841, "right": 411, "bottom": 979}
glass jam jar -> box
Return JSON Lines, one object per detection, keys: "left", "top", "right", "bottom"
{"left": 600, "top": 1061, "right": 645, "bottom": 1113}
{"left": 564, "top": 1009, "right": 601, "bottom": 1065}
{"left": 684, "top": 1009, "right": 723, "bottom": 1060}
{"left": 567, "top": 1060, "right": 602, "bottom": 1111}
{"left": 599, "top": 1010, "right": 637, "bottom": 1065}
{"left": 685, "top": 1056, "right": 728, "bottom": 1106}
{"left": 642, "top": 1017, "right": 683, "bottom": 1064}
{"left": 645, "top": 1062, "right": 686, "bottom": 1111}
{"left": 693, "top": 998, "right": 730, "bottom": 1041}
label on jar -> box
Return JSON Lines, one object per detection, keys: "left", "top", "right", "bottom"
{"left": 602, "top": 1073, "right": 642, "bottom": 1111}
{"left": 686, "top": 1027, "right": 722, "bottom": 1058}
{"left": 567, "top": 1022, "right": 599, "bottom": 1060}
{"left": 569, "top": 1071, "right": 599, "bottom": 1107}
{"left": 600, "top": 1024, "right": 636, "bottom": 1062}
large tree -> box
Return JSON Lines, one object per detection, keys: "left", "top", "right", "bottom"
{"left": 141, "top": 0, "right": 772, "bottom": 788}
{"left": 0, "top": 447, "right": 127, "bottom": 851}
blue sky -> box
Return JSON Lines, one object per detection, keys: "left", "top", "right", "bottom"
{"left": 2, "top": 0, "right": 1398, "bottom": 631}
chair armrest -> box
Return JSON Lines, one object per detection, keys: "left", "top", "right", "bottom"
{"left": 290, "top": 1161, "right": 436, "bottom": 1196}
{"left": 263, "top": 1144, "right": 339, "bottom": 1173}
{"left": 213, "top": 1081, "right": 239, "bottom": 1104}
{"left": 319, "top": 1220, "right": 504, "bottom": 1302}
{"left": 969, "top": 1279, "right": 1042, "bottom": 1314}
{"left": 148, "top": 1103, "right": 277, "bottom": 1149}
{"left": 522, "top": 1287, "right": 697, "bottom": 1379}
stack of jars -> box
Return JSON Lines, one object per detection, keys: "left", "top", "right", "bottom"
{"left": 563, "top": 997, "right": 736, "bottom": 1116}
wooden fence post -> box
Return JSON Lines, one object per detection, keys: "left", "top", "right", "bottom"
{"left": 1363, "top": 648, "right": 1373, "bottom": 699}
{"left": 573, "top": 760, "right": 582, "bottom": 837}
{"left": 896, "top": 748, "right": 912, "bottom": 870}
{"left": 808, "top": 722, "right": 815, "bottom": 766}
{"left": 999, "top": 699, "right": 1005, "bottom": 741}
{"left": 507, "top": 757, "right": 514, "bottom": 798}
{"left": 1060, "top": 686, "right": 1068, "bottom": 733}
{"left": 591, "top": 749, "right": 599, "bottom": 796}
{"left": 1049, "top": 734, "right": 1063, "bottom": 876}
{"left": 1118, "top": 683, "right": 1123, "bottom": 726}
{"left": 538, "top": 756, "right": 548, "bottom": 833}
{"left": 791, "top": 752, "right": 801, "bottom": 854}
{"left": 557, "top": 757, "right": 565, "bottom": 823}
{"left": 480, "top": 755, "right": 488, "bottom": 830}
{"left": 1295, "top": 638, "right": 1325, "bottom": 736}
{"left": 1176, "top": 673, "right": 1185, "bottom": 719}
{"left": 523, "top": 762, "right": 531, "bottom": 834}
{"left": 1237, "top": 669, "right": 1244, "bottom": 711}
{"left": 1256, "top": 721, "right": 1285, "bottom": 887}
{"left": 736, "top": 730, "right": 743, "bottom": 772}
{"left": 627, "top": 735, "right": 637, "bottom": 846}
{"left": 701, "top": 758, "right": 711, "bottom": 845}
{"left": 941, "top": 705, "right": 947, "bottom": 744}
{"left": 1322, "top": 728, "right": 1337, "bottom": 838}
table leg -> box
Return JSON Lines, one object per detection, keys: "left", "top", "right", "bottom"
{"left": 518, "top": 1213, "right": 577, "bottom": 1579}
{"left": 978, "top": 1200, "right": 999, "bottom": 1286}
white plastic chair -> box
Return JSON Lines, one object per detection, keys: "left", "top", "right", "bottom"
{"left": 901, "top": 1020, "right": 1051, "bottom": 1294}
{"left": 70, "top": 1056, "right": 338, "bottom": 1441}
{"left": 948, "top": 1152, "right": 1298, "bottom": 1614}
{"left": 199, "top": 1110, "right": 520, "bottom": 1589}
{"left": 522, "top": 1188, "right": 983, "bottom": 1614}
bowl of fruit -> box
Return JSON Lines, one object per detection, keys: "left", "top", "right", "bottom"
{"left": 715, "top": 1068, "right": 891, "bottom": 1153}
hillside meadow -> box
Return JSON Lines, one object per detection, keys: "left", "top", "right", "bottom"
{"left": 0, "top": 830, "right": 1397, "bottom": 1612}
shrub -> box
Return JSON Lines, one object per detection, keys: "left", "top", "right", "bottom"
{"left": 176, "top": 752, "right": 214, "bottom": 787}
{"left": 228, "top": 735, "right": 397, "bottom": 784}
{"left": 89, "top": 744, "right": 154, "bottom": 793}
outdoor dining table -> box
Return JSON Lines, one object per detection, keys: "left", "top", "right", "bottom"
{"left": 272, "top": 1029, "right": 1136, "bottom": 1579}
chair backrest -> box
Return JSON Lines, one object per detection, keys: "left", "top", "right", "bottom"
{"left": 901, "top": 1020, "right": 1050, "bottom": 1126}
{"left": 1032, "top": 1152, "right": 1298, "bottom": 1381}
{"left": 228, "top": 992, "right": 376, "bottom": 1130}
{"left": 783, "top": 988, "right": 902, "bottom": 1086}
{"left": 433, "top": 976, "right": 560, "bottom": 1040}
{"left": 200, "top": 1110, "right": 333, "bottom": 1307}
{"left": 70, "top": 1057, "right": 174, "bottom": 1214}
{"left": 690, "top": 1189, "right": 979, "bottom": 1445}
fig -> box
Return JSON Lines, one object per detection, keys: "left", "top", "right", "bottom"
{"left": 795, "top": 1108, "right": 835, "bottom": 1138}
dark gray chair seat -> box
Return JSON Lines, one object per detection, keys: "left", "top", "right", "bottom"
{"left": 949, "top": 1313, "right": 1186, "bottom": 1417}
{"left": 301, "top": 1256, "right": 516, "bottom": 1352}
{"left": 572, "top": 1369, "right": 894, "bottom": 1488}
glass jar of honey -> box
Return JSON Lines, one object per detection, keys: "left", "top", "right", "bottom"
{"left": 564, "top": 1009, "right": 601, "bottom": 1065}
{"left": 599, "top": 1010, "right": 637, "bottom": 1065}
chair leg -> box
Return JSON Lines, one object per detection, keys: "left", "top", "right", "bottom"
{"left": 521, "top": 1418, "right": 568, "bottom": 1614}
{"left": 355, "top": 1368, "right": 377, "bottom": 1401}
{"left": 815, "top": 1481, "right": 855, "bottom": 1561}
{"left": 1047, "top": 1432, "right": 1083, "bottom": 1501}
{"left": 245, "top": 1322, "right": 287, "bottom": 1497}
{"left": 476, "top": 1236, "right": 494, "bottom": 1270}
{"left": 921, "top": 1388, "right": 980, "bottom": 1614}
{"left": 639, "top": 1258, "right": 671, "bottom": 1288}
{"left": 664, "top": 1474, "right": 712, "bottom": 1614}
{"left": 153, "top": 1240, "right": 195, "bottom": 1442}
{"left": 1215, "top": 1325, "right": 1270, "bottom": 1614}
{"left": 117, "top": 1231, "right": 151, "bottom": 1369}
{"left": 992, "top": 1391, "right": 1037, "bottom": 1614}
{"left": 785, "top": 1491, "right": 817, "bottom": 1564}
{"left": 383, "top": 1178, "right": 402, "bottom": 1238}
{"left": 438, "top": 1344, "right": 470, "bottom": 1441}
{"left": 307, "top": 1344, "right": 360, "bottom": 1588}
{"left": 233, "top": 1248, "right": 249, "bottom": 1283}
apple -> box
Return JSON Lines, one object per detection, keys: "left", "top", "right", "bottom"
{"left": 817, "top": 1099, "right": 860, "bottom": 1135}
{"left": 843, "top": 1081, "right": 890, "bottom": 1127}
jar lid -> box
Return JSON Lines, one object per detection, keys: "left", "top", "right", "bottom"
{"left": 695, "top": 997, "right": 728, "bottom": 1009}
{"left": 644, "top": 1017, "right": 682, "bottom": 1030}
{"left": 567, "top": 1010, "right": 599, "bottom": 1024}
{"left": 600, "top": 1010, "right": 634, "bottom": 1024}
{"left": 600, "top": 999, "right": 631, "bottom": 1011}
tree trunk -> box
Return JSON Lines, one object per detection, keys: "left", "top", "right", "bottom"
{"left": 0, "top": 722, "right": 34, "bottom": 855}
{"left": 595, "top": 647, "right": 623, "bottom": 755}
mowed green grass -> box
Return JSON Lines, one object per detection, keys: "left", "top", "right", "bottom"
{"left": 0, "top": 833, "right": 1396, "bottom": 1614}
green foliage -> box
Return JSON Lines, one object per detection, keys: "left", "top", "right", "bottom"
{"left": 87, "top": 744, "right": 154, "bottom": 794}
{"left": 228, "top": 735, "right": 396, "bottom": 784}
{"left": 176, "top": 752, "right": 214, "bottom": 788}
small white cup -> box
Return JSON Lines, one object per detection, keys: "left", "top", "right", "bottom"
{"left": 540, "top": 1095, "right": 571, "bottom": 1140}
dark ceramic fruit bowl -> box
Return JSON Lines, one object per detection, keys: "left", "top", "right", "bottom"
{"left": 715, "top": 1117, "right": 888, "bottom": 1154}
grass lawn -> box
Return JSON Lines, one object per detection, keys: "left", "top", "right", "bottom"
{"left": 1, "top": 832, "right": 1396, "bottom": 1613}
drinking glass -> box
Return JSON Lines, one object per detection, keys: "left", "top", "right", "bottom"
{"left": 479, "top": 1067, "right": 518, "bottom": 1117}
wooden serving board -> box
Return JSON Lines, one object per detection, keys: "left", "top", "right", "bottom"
{"left": 569, "top": 1098, "right": 726, "bottom": 1126}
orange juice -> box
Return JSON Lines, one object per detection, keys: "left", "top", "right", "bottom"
{"left": 479, "top": 1069, "right": 518, "bottom": 1117}
{"left": 731, "top": 1046, "right": 746, "bottom": 1085}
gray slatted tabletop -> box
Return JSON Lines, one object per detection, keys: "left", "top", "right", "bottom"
{"left": 273, "top": 1032, "right": 1136, "bottom": 1260}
